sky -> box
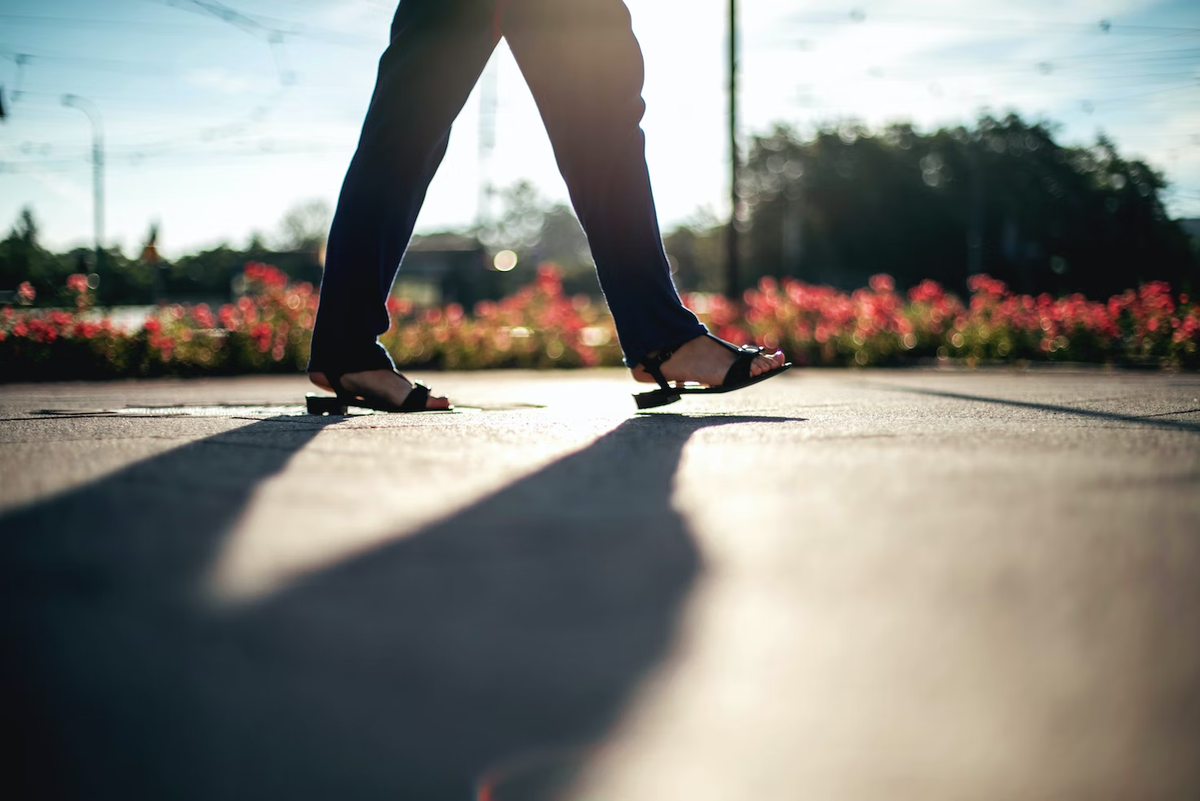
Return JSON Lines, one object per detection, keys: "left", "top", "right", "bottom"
{"left": 1, "top": 0, "right": 1198, "bottom": 258}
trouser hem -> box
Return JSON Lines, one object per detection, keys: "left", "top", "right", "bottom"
{"left": 306, "top": 343, "right": 396, "bottom": 376}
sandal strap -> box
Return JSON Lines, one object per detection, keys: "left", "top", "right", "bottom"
{"left": 323, "top": 371, "right": 431, "bottom": 412}
{"left": 398, "top": 382, "right": 430, "bottom": 412}
{"left": 638, "top": 348, "right": 677, "bottom": 391}
{"left": 707, "top": 334, "right": 768, "bottom": 388}
{"left": 642, "top": 335, "right": 768, "bottom": 390}
{"left": 707, "top": 332, "right": 765, "bottom": 356}
{"left": 722, "top": 350, "right": 760, "bottom": 387}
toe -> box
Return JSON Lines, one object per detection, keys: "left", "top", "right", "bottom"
{"left": 426, "top": 394, "right": 452, "bottom": 411}
{"left": 758, "top": 350, "right": 787, "bottom": 376}
{"left": 751, "top": 355, "right": 772, "bottom": 376}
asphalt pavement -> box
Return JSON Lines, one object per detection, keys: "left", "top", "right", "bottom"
{"left": 1, "top": 367, "right": 1198, "bottom": 800}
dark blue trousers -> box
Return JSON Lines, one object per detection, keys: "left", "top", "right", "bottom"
{"left": 308, "top": 0, "right": 706, "bottom": 374}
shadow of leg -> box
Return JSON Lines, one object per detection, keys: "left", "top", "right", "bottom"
{"left": 222, "top": 414, "right": 797, "bottom": 800}
{"left": 2, "top": 413, "right": 799, "bottom": 801}
{"left": 0, "top": 417, "right": 338, "bottom": 800}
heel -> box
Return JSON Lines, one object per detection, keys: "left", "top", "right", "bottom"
{"left": 306, "top": 393, "right": 348, "bottom": 416}
{"left": 634, "top": 388, "right": 681, "bottom": 410}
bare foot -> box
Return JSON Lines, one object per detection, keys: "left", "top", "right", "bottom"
{"left": 309, "top": 369, "right": 452, "bottom": 410}
{"left": 631, "top": 335, "right": 785, "bottom": 387}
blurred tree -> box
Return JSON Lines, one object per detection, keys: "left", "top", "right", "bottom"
{"left": 663, "top": 209, "right": 727, "bottom": 293}
{"left": 474, "top": 181, "right": 598, "bottom": 295}
{"left": 738, "top": 115, "right": 1197, "bottom": 297}
{"left": 275, "top": 199, "right": 332, "bottom": 253}
{"left": 140, "top": 223, "right": 160, "bottom": 265}
{"left": 170, "top": 245, "right": 246, "bottom": 300}
{"left": 91, "top": 247, "right": 153, "bottom": 306}
{"left": 477, "top": 181, "right": 545, "bottom": 254}
{"left": 0, "top": 207, "right": 65, "bottom": 299}
{"left": 168, "top": 242, "right": 321, "bottom": 302}
{"left": 142, "top": 222, "right": 166, "bottom": 303}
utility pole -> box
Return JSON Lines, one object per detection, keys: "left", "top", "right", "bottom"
{"left": 726, "top": 0, "right": 740, "bottom": 299}
{"left": 62, "top": 94, "right": 105, "bottom": 278}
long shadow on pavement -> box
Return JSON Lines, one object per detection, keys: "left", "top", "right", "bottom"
{"left": 876, "top": 384, "right": 1200, "bottom": 433}
{"left": 1, "top": 412, "right": 798, "bottom": 801}
{"left": 0, "top": 416, "right": 338, "bottom": 799}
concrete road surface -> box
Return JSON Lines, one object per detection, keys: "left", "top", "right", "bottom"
{"left": 1, "top": 368, "right": 1198, "bottom": 801}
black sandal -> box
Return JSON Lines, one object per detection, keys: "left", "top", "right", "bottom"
{"left": 305, "top": 371, "right": 450, "bottom": 415}
{"left": 634, "top": 333, "right": 793, "bottom": 409}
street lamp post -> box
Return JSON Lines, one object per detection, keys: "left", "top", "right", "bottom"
{"left": 61, "top": 94, "right": 105, "bottom": 277}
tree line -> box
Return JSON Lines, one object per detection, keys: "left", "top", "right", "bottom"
{"left": 681, "top": 113, "right": 1197, "bottom": 297}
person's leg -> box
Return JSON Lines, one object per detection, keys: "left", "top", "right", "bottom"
{"left": 500, "top": 0, "right": 708, "bottom": 370}
{"left": 309, "top": 0, "right": 498, "bottom": 376}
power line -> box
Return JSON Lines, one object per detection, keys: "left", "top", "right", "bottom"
{"left": 0, "top": 140, "right": 347, "bottom": 174}
{"left": 788, "top": 44, "right": 1200, "bottom": 76}
{"left": 0, "top": 45, "right": 196, "bottom": 76}
{"left": 1043, "top": 46, "right": 1200, "bottom": 63}
{"left": 1059, "top": 28, "right": 1200, "bottom": 63}
{"left": 146, "top": 0, "right": 377, "bottom": 51}
{"left": 1093, "top": 81, "right": 1200, "bottom": 104}
{"left": 0, "top": 9, "right": 377, "bottom": 49}
{"left": 0, "top": 13, "right": 230, "bottom": 32}
{"left": 153, "top": 0, "right": 297, "bottom": 85}
{"left": 786, "top": 11, "right": 1200, "bottom": 37}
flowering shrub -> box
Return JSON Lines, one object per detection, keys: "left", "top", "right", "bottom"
{"left": 1, "top": 263, "right": 317, "bottom": 381}
{"left": 378, "top": 264, "right": 621, "bottom": 369}
{"left": 1, "top": 262, "right": 1197, "bottom": 382}
{"left": 709, "top": 273, "right": 1199, "bottom": 369}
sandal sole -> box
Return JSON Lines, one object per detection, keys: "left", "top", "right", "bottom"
{"left": 633, "top": 363, "right": 793, "bottom": 408}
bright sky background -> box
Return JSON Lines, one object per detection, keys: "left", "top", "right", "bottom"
{"left": 1, "top": 0, "right": 1198, "bottom": 257}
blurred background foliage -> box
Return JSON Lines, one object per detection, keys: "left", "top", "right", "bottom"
{"left": 2, "top": 114, "right": 1197, "bottom": 309}
{"left": 733, "top": 113, "right": 1196, "bottom": 299}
